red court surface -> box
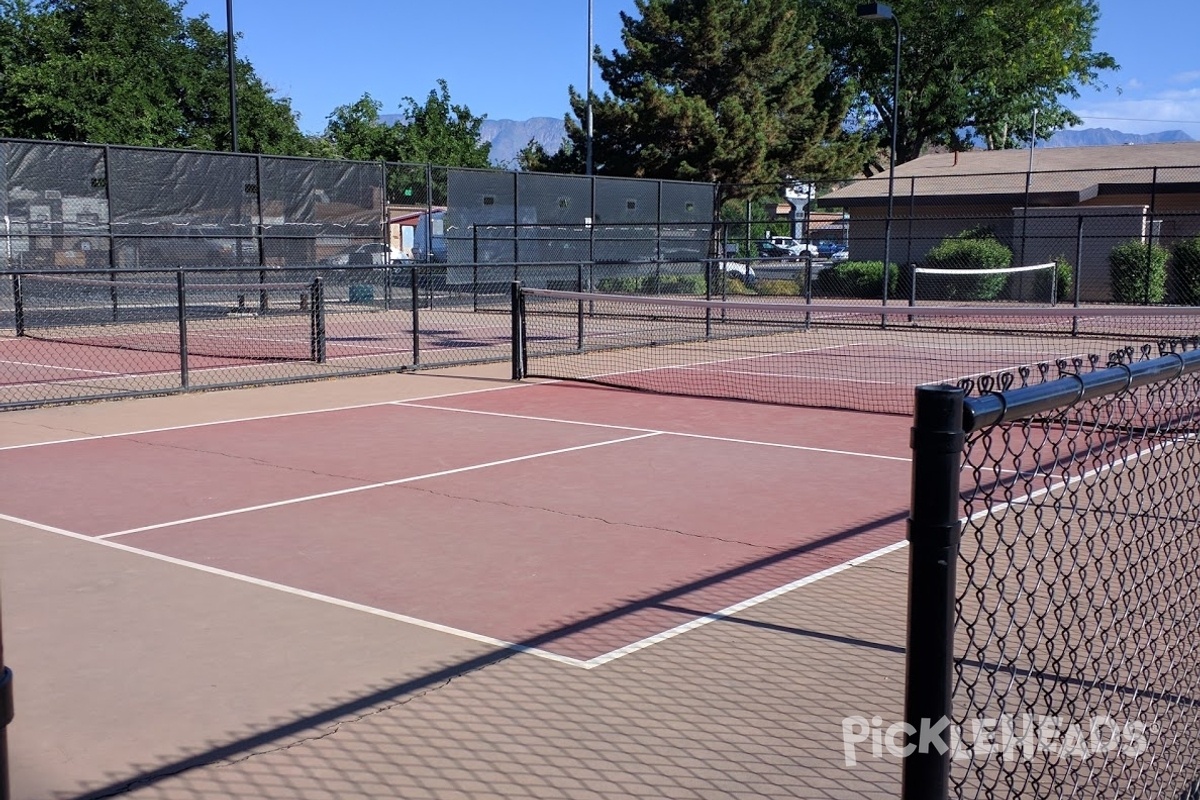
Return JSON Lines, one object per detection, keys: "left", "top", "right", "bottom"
{"left": 0, "top": 380, "right": 915, "bottom": 665}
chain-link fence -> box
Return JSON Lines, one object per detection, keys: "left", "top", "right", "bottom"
{"left": 904, "top": 339, "right": 1200, "bottom": 799}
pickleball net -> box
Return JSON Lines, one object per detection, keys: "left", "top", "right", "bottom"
{"left": 11, "top": 272, "right": 326, "bottom": 362}
{"left": 512, "top": 286, "right": 1200, "bottom": 416}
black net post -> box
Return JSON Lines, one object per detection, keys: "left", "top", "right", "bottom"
{"left": 510, "top": 280, "right": 525, "bottom": 380}
{"left": 803, "top": 254, "right": 813, "bottom": 330}
{"left": 1072, "top": 215, "right": 1084, "bottom": 335}
{"left": 109, "top": 270, "right": 119, "bottom": 322}
{"left": 11, "top": 275, "right": 23, "bottom": 337}
{"left": 902, "top": 384, "right": 964, "bottom": 800}
{"left": 310, "top": 277, "right": 326, "bottom": 363}
{"left": 576, "top": 262, "right": 585, "bottom": 351}
{"left": 176, "top": 271, "right": 189, "bottom": 389}
{"left": 411, "top": 265, "right": 421, "bottom": 366}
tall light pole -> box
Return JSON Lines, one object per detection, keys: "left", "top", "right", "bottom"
{"left": 226, "top": 0, "right": 238, "bottom": 152}
{"left": 857, "top": 2, "right": 900, "bottom": 307}
{"left": 586, "top": 0, "right": 594, "bottom": 175}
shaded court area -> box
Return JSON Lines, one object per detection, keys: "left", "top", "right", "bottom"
{"left": 0, "top": 366, "right": 919, "bottom": 799}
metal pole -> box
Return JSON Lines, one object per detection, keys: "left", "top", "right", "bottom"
{"left": 586, "top": 0, "right": 594, "bottom": 176}
{"left": 310, "top": 277, "right": 326, "bottom": 363}
{"left": 1073, "top": 215, "right": 1084, "bottom": 336}
{"left": 576, "top": 261, "right": 584, "bottom": 350}
{"left": 177, "top": 271, "right": 189, "bottom": 389}
{"left": 10, "top": 275, "right": 22, "bottom": 337}
{"left": 901, "top": 384, "right": 964, "bottom": 800}
{"left": 510, "top": 280, "right": 525, "bottom": 380}
{"left": 411, "top": 265, "right": 420, "bottom": 366}
{"left": 1146, "top": 167, "right": 1159, "bottom": 304}
{"left": 880, "top": 15, "right": 901, "bottom": 319}
{"left": 226, "top": 0, "right": 238, "bottom": 152}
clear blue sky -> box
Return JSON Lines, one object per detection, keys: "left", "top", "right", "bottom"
{"left": 182, "top": 1, "right": 1200, "bottom": 139}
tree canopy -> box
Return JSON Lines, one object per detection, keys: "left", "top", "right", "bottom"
{"left": 322, "top": 80, "right": 492, "bottom": 167}
{"left": 523, "top": 0, "right": 873, "bottom": 199}
{"left": 807, "top": 0, "right": 1117, "bottom": 164}
{"left": 0, "top": 0, "right": 311, "bottom": 153}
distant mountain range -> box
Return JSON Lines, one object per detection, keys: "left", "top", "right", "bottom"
{"left": 383, "top": 115, "right": 1198, "bottom": 168}
{"left": 479, "top": 117, "right": 566, "bottom": 167}
{"left": 1042, "top": 127, "right": 1195, "bottom": 148}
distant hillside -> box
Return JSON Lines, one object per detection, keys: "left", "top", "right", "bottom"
{"left": 377, "top": 114, "right": 566, "bottom": 168}
{"left": 378, "top": 118, "right": 1197, "bottom": 167}
{"left": 480, "top": 117, "right": 566, "bottom": 167}
{"left": 1044, "top": 127, "right": 1195, "bottom": 147}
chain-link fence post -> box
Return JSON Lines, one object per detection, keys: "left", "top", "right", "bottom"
{"left": 903, "top": 384, "right": 964, "bottom": 800}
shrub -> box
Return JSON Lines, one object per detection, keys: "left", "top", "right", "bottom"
{"left": 755, "top": 279, "right": 800, "bottom": 297}
{"left": 814, "top": 261, "right": 899, "bottom": 299}
{"left": 1030, "top": 257, "right": 1074, "bottom": 303}
{"left": 1170, "top": 237, "right": 1200, "bottom": 305}
{"left": 595, "top": 277, "right": 642, "bottom": 293}
{"left": 642, "top": 273, "right": 705, "bottom": 295}
{"left": 1109, "top": 240, "right": 1168, "bottom": 304}
{"left": 920, "top": 232, "right": 1013, "bottom": 301}
{"left": 722, "top": 275, "right": 755, "bottom": 295}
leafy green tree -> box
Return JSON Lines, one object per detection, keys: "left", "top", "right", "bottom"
{"left": 323, "top": 81, "right": 491, "bottom": 168}
{"left": 528, "top": 0, "right": 872, "bottom": 200}
{"left": 0, "top": 0, "right": 307, "bottom": 153}
{"left": 323, "top": 94, "right": 406, "bottom": 161}
{"left": 395, "top": 79, "right": 491, "bottom": 168}
{"left": 808, "top": 0, "right": 1117, "bottom": 164}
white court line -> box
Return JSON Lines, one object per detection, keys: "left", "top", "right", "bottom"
{"left": 0, "top": 510, "right": 588, "bottom": 669}
{"left": 0, "top": 358, "right": 124, "bottom": 376}
{"left": 580, "top": 430, "right": 1187, "bottom": 668}
{"left": 392, "top": 401, "right": 912, "bottom": 462}
{"left": 97, "top": 432, "right": 661, "bottom": 538}
{"left": 0, "top": 381, "right": 534, "bottom": 452}
{"left": 575, "top": 341, "right": 872, "bottom": 383}
{"left": 581, "top": 540, "right": 911, "bottom": 668}
{"left": 680, "top": 365, "right": 894, "bottom": 385}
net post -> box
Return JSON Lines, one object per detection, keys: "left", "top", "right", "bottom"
{"left": 705, "top": 259, "right": 713, "bottom": 338}
{"left": 11, "top": 274, "right": 23, "bottom": 337}
{"left": 576, "top": 262, "right": 585, "bottom": 350}
{"left": 411, "top": 265, "right": 421, "bottom": 366}
{"left": 310, "top": 277, "right": 326, "bottom": 363}
{"left": 258, "top": 269, "right": 268, "bottom": 313}
{"left": 1072, "top": 216, "right": 1084, "bottom": 336}
{"left": 902, "top": 384, "right": 964, "bottom": 800}
{"left": 510, "top": 280, "right": 525, "bottom": 380}
{"left": 803, "top": 254, "right": 813, "bottom": 330}
{"left": 1050, "top": 260, "right": 1059, "bottom": 306}
{"left": 176, "top": 271, "right": 189, "bottom": 389}
{"left": 109, "top": 270, "right": 118, "bottom": 321}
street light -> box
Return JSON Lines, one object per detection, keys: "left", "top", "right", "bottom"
{"left": 857, "top": 2, "right": 900, "bottom": 307}
{"left": 226, "top": 0, "right": 238, "bottom": 152}
{"left": 586, "top": 0, "right": 594, "bottom": 175}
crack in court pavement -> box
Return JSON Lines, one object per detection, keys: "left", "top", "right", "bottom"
{"left": 393, "top": 483, "right": 779, "bottom": 551}
{"left": 117, "top": 434, "right": 374, "bottom": 484}
{"left": 88, "top": 658, "right": 510, "bottom": 798}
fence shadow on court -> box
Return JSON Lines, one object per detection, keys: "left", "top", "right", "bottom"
{"left": 64, "top": 509, "right": 913, "bottom": 800}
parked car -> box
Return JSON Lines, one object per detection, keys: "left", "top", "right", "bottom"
{"left": 321, "top": 242, "right": 400, "bottom": 266}
{"left": 718, "top": 260, "right": 757, "bottom": 286}
{"left": 757, "top": 236, "right": 818, "bottom": 259}
{"left": 816, "top": 240, "right": 848, "bottom": 258}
